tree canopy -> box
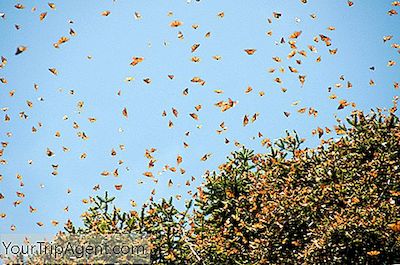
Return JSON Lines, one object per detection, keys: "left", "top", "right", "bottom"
{"left": 16, "top": 107, "right": 400, "bottom": 264}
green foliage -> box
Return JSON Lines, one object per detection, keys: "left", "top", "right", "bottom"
{"left": 67, "top": 195, "right": 195, "bottom": 264}
{"left": 26, "top": 109, "right": 400, "bottom": 264}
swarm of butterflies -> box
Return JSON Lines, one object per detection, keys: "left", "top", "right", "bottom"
{"left": 0, "top": 0, "right": 399, "bottom": 232}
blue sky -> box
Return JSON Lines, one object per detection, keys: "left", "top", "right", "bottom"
{"left": 0, "top": 0, "right": 399, "bottom": 234}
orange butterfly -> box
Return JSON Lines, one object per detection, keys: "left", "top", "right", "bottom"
{"left": 190, "top": 113, "right": 199, "bottom": 120}
{"left": 329, "top": 49, "right": 338, "bottom": 55}
{"left": 143, "top": 172, "right": 154, "bottom": 178}
{"left": 49, "top": 68, "right": 58, "bottom": 75}
{"left": 130, "top": 57, "right": 144, "bottom": 66}
{"left": 367, "top": 250, "right": 380, "bottom": 256}
{"left": 170, "top": 20, "right": 183, "bottom": 27}
{"left": 191, "top": 43, "right": 200, "bottom": 52}
{"left": 244, "top": 49, "right": 256, "bottom": 55}
{"left": 243, "top": 115, "right": 249, "bottom": 126}
{"left": 388, "top": 221, "right": 400, "bottom": 232}
{"left": 289, "top": 31, "right": 302, "bottom": 39}
{"left": 15, "top": 46, "right": 27, "bottom": 55}
{"left": 122, "top": 107, "right": 128, "bottom": 118}
{"left": 39, "top": 12, "right": 47, "bottom": 21}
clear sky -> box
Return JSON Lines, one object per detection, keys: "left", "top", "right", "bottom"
{"left": 0, "top": 0, "right": 399, "bottom": 234}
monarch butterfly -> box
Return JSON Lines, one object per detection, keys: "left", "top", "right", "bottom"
{"left": 143, "top": 171, "right": 154, "bottom": 178}
{"left": 54, "top": 36, "right": 69, "bottom": 48}
{"left": 245, "top": 86, "right": 253, "bottom": 93}
{"left": 189, "top": 113, "right": 199, "bottom": 120}
{"left": 100, "top": 171, "right": 110, "bottom": 176}
{"left": 290, "top": 31, "right": 302, "bottom": 39}
{"left": 388, "top": 221, "right": 400, "bottom": 232}
{"left": 338, "top": 99, "right": 348, "bottom": 110}
{"left": 251, "top": 113, "right": 259, "bottom": 122}
{"left": 130, "top": 57, "right": 144, "bottom": 66}
{"left": 69, "top": 28, "right": 76, "bottom": 36}
{"left": 191, "top": 56, "right": 201, "bottom": 63}
{"left": 367, "top": 250, "right": 381, "bottom": 256}
{"left": 298, "top": 107, "right": 307, "bottom": 113}
{"left": 134, "top": 12, "right": 142, "bottom": 20}
{"left": 39, "top": 12, "right": 47, "bottom": 21}
{"left": 58, "top": 36, "right": 69, "bottom": 44}
{"left": 288, "top": 50, "right": 296, "bottom": 59}
{"left": 317, "top": 127, "right": 324, "bottom": 138}
{"left": 299, "top": 75, "right": 306, "bottom": 86}
{"left": 172, "top": 107, "right": 178, "bottom": 117}
{"left": 320, "top": 34, "right": 332, "bottom": 46}
{"left": 244, "top": 49, "right": 256, "bottom": 55}
{"left": 383, "top": 35, "right": 393, "bottom": 42}
{"left": 110, "top": 149, "right": 117, "bottom": 156}
{"left": 298, "top": 50, "right": 307, "bottom": 57}
{"left": 273, "top": 12, "right": 281, "bottom": 19}
{"left": 15, "top": 46, "right": 27, "bottom": 55}
{"left": 200, "top": 154, "right": 210, "bottom": 161}
{"left": 329, "top": 48, "right": 338, "bottom": 55}
{"left": 122, "top": 107, "right": 128, "bottom": 118}
{"left": 191, "top": 43, "right": 200, "bottom": 52}
{"left": 272, "top": 56, "right": 282, "bottom": 62}
{"left": 101, "top": 10, "right": 111, "bottom": 16}
{"left": 170, "top": 20, "right": 183, "bottom": 27}
{"left": 49, "top": 68, "right": 58, "bottom": 75}
{"left": 243, "top": 115, "right": 249, "bottom": 126}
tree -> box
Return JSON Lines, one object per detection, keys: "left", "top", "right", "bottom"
{"left": 11, "top": 107, "right": 400, "bottom": 265}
